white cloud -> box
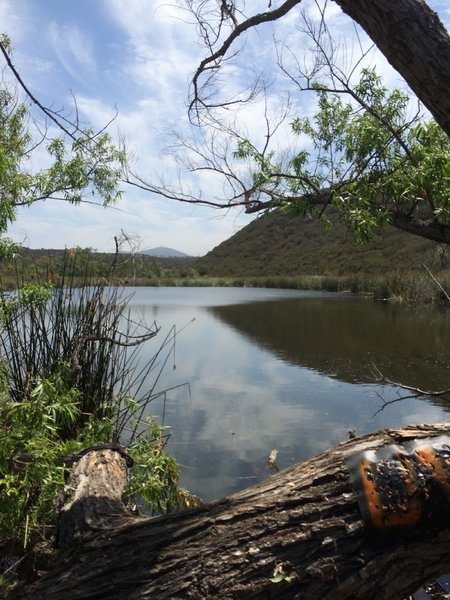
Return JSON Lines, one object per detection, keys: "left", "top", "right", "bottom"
{"left": 0, "top": 0, "right": 30, "bottom": 43}
{"left": 3, "top": 0, "right": 449, "bottom": 254}
{"left": 47, "top": 22, "right": 96, "bottom": 84}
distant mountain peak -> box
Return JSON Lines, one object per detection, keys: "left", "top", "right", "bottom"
{"left": 141, "top": 246, "right": 189, "bottom": 258}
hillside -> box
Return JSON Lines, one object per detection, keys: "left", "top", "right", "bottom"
{"left": 194, "top": 210, "right": 440, "bottom": 277}
{"left": 1, "top": 212, "right": 444, "bottom": 290}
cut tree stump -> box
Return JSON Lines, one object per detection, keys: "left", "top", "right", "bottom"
{"left": 12, "top": 423, "right": 450, "bottom": 600}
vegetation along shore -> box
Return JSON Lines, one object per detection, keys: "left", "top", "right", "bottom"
{"left": 3, "top": 209, "right": 449, "bottom": 306}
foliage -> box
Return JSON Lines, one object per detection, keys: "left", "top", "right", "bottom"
{"left": 125, "top": 418, "right": 194, "bottom": 515}
{"left": 0, "top": 365, "right": 183, "bottom": 557}
{"left": 0, "top": 253, "right": 187, "bottom": 584}
{"left": 0, "top": 367, "right": 112, "bottom": 552}
{"left": 0, "top": 37, "right": 126, "bottom": 258}
{"left": 235, "top": 68, "right": 450, "bottom": 244}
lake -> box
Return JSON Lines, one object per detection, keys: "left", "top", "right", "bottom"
{"left": 126, "top": 287, "right": 450, "bottom": 502}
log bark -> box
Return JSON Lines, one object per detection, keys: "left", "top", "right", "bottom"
{"left": 14, "top": 423, "right": 450, "bottom": 600}
{"left": 55, "top": 447, "right": 133, "bottom": 551}
{"left": 334, "top": 0, "right": 450, "bottom": 138}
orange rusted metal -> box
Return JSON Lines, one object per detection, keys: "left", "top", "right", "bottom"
{"left": 346, "top": 436, "right": 450, "bottom": 532}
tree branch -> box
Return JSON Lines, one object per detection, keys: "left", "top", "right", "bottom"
{"left": 190, "top": 0, "right": 302, "bottom": 114}
{"left": 372, "top": 365, "right": 450, "bottom": 415}
{"left": 0, "top": 41, "right": 78, "bottom": 140}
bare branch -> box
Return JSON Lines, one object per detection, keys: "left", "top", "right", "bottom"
{"left": 371, "top": 364, "right": 450, "bottom": 415}
{"left": 0, "top": 40, "right": 78, "bottom": 140}
{"left": 190, "top": 0, "right": 302, "bottom": 115}
{"left": 421, "top": 262, "right": 450, "bottom": 303}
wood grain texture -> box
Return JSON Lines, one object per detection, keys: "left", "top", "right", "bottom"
{"left": 15, "top": 423, "right": 450, "bottom": 599}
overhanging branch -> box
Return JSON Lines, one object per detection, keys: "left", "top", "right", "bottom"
{"left": 190, "top": 0, "right": 450, "bottom": 136}
{"left": 391, "top": 214, "right": 450, "bottom": 245}
{"left": 191, "top": 0, "right": 303, "bottom": 113}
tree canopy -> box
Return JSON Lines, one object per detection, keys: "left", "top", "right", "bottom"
{"left": 0, "top": 35, "right": 126, "bottom": 258}
{"left": 129, "top": 0, "right": 450, "bottom": 246}
{"left": 234, "top": 68, "right": 450, "bottom": 244}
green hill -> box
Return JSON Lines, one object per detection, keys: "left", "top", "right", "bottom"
{"left": 194, "top": 210, "right": 440, "bottom": 277}
{"left": 1, "top": 211, "right": 446, "bottom": 297}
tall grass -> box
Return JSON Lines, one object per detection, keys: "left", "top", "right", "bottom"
{"left": 0, "top": 250, "right": 191, "bottom": 585}
{"left": 141, "top": 271, "right": 450, "bottom": 305}
{"left": 0, "top": 252, "right": 166, "bottom": 442}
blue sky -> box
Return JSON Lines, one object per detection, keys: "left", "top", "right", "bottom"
{"left": 1, "top": 0, "right": 449, "bottom": 255}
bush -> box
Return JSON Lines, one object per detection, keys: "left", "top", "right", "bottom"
{"left": 0, "top": 251, "right": 188, "bottom": 585}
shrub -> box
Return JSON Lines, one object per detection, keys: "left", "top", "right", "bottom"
{"left": 0, "top": 251, "right": 188, "bottom": 585}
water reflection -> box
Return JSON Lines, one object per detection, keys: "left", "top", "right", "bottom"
{"left": 126, "top": 288, "right": 450, "bottom": 501}
{"left": 208, "top": 297, "right": 450, "bottom": 390}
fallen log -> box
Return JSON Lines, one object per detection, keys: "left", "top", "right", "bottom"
{"left": 13, "top": 422, "right": 450, "bottom": 600}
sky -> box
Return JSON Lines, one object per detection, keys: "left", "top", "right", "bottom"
{"left": 1, "top": 0, "right": 449, "bottom": 256}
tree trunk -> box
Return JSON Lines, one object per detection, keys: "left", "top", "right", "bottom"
{"left": 13, "top": 423, "right": 450, "bottom": 600}
{"left": 334, "top": 0, "right": 450, "bottom": 137}
{"left": 246, "top": 194, "right": 450, "bottom": 245}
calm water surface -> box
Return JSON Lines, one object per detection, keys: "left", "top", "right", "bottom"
{"left": 126, "top": 287, "right": 450, "bottom": 502}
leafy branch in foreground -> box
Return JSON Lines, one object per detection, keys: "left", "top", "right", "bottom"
{"left": 131, "top": 4, "right": 450, "bottom": 247}
{"left": 132, "top": 64, "right": 450, "bottom": 245}
{"left": 235, "top": 67, "right": 450, "bottom": 245}
{"left": 0, "top": 35, "right": 126, "bottom": 258}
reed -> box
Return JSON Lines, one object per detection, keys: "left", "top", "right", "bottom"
{"left": 0, "top": 249, "right": 188, "bottom": 576}
{"left": 151, "top": 271, "right": 450, "bottom": 305}
{"left": 0, "top": 252, "right": 169, "bottom": 441}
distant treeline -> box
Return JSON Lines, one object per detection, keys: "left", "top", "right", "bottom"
{"left": 0, "top": 247, "right": 198, "bottom": 288}
{"left": 1, "top": 209, "right": 449, "bottom": 304}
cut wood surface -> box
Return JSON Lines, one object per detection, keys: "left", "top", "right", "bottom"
{"left": 15, "top": 423, "right": 450, "bottom": 600}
